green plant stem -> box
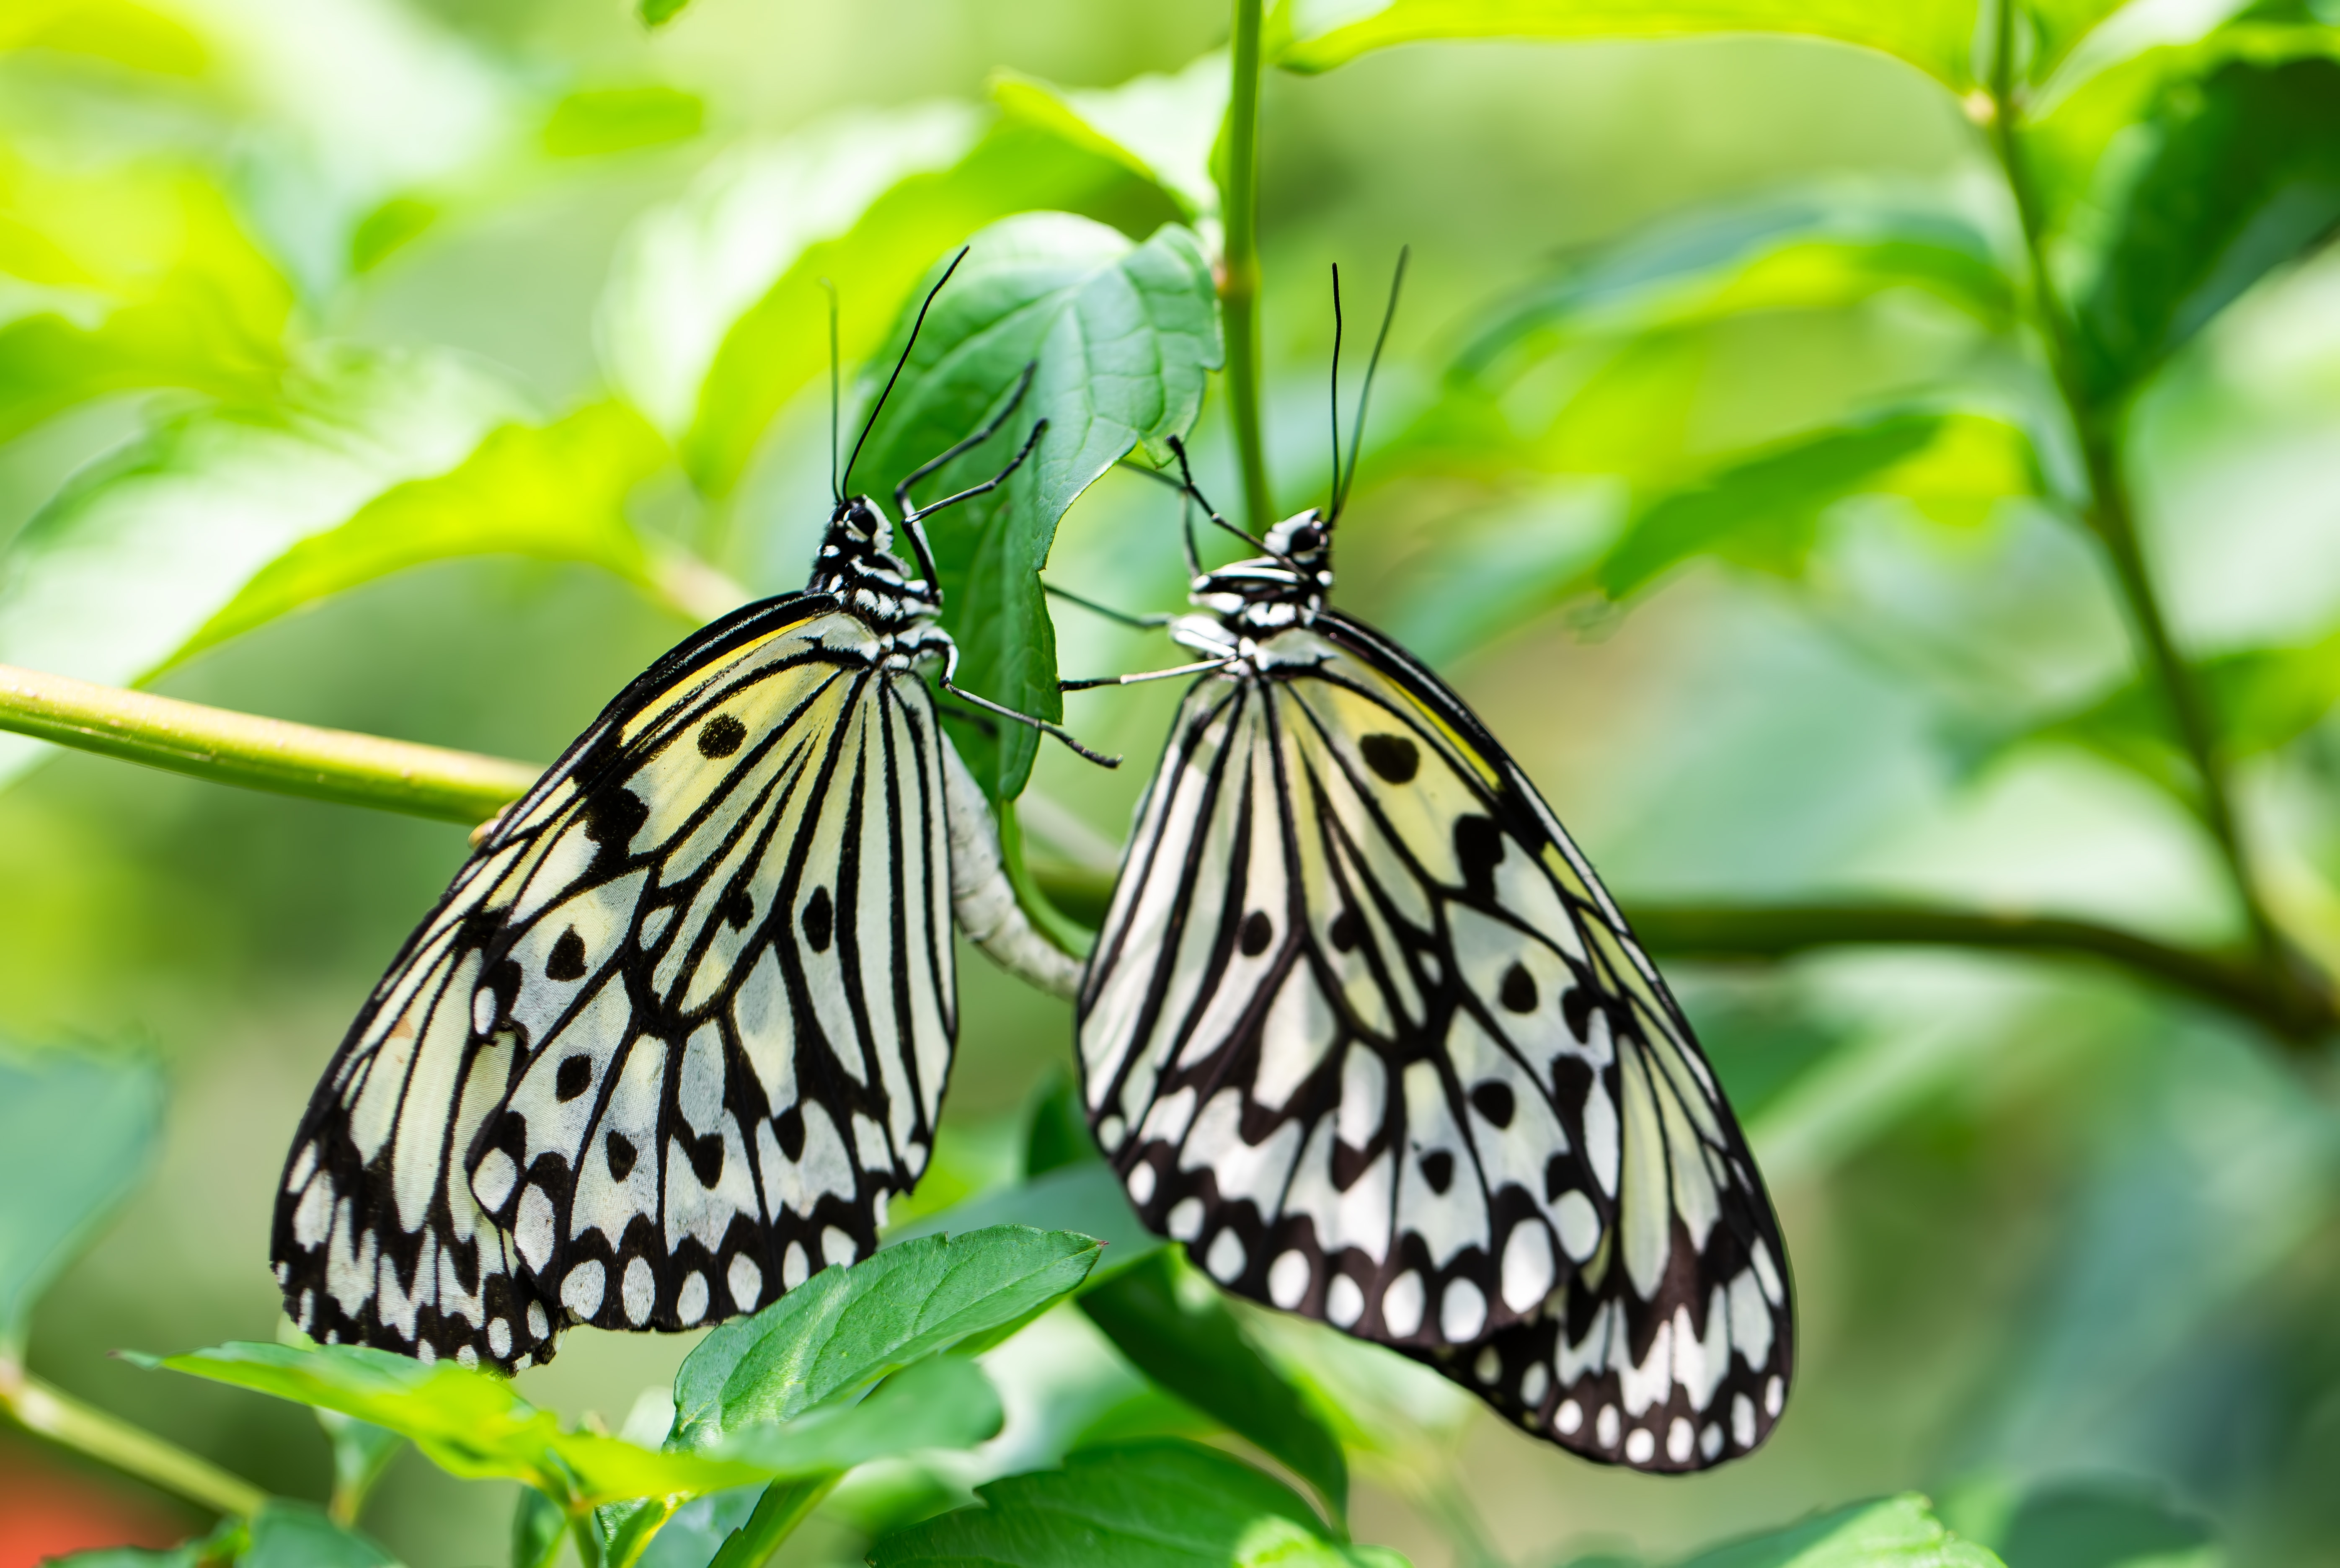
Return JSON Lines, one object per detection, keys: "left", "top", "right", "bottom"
{"left": 707, "top": 1474, "right": 839, "bottom": 1568}
{"left": 0, "top": 663, "right": 536, "bottom": 826}
{"left": 1221, "top": 0, "right": 1274, "bottom": 529}
{"left": 1982, "top": 8, "right": 2309, "bottom": 1026}
{"left": 0, "top": 1356, "right": 267, "bottom": 1518}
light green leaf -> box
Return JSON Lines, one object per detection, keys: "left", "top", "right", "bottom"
{"left": 886, "top": 1152, "right": 1167, "bottom": 1284}
{"left": 672, "top": 1225, "right": 1101, "bottom": 1447}
{"left": 2073, "top": 49, "right": 2340, "bottom": 403}
{"left": 709, "top": 1354, "right": 1005, "bottom": 1475}
{"left": 241, "top": 1502, "right": 404, "bottom": 1568}
{"left": 632, "top": 1488, "right": 763, "bottom": 1568}
{"left": 1679, "top": 1493, "right": 2003, "bottom": 1568}
{"left": 1265, "top": 0, "right": 1983, "bottom": 93}
{"left": 846, "top": 215, "right": 1219, "bottom": 800}
{"left": 992, "top": 50, "right": 1231, "bottom": 221}
{"left": 1599, "top": 409, "right": 2035, "bottom": 599}
{"left": 0, "top": 1043, "right": 164, "bottom": 1353}
{"left": 1450, "top": 189, "right": 2014, "bottom": 384}
{"left": 0, "top": 0, "right": 209, "bottom": 75}
{"left": 1080, "top": 1249, "right": 1348, "bottom": 1522}
{"left": 543, "top": 87, "right": 705, "bottom": 158}
{"left": 180, "top": 399, "right": 667, "bottom": 658}
{"left": 639, "top": 0, "right": 691, "bottom": 26}
{"left": 153, "top": 1341, "right": 765, "bottom": 1507}
{"left": 316, "top": 1408, "right": 405, "bottom": 1531}
{"left": 868, "top": 1439, "right": 1408, "bottom": 1568}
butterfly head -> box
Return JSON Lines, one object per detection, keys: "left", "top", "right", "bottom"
{"left": 808, "top": 495, "right": 938, "bottom": 626}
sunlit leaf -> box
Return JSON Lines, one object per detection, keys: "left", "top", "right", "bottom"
{"left": 181, "top": 399, "right": 668, "bottom": 657}
{"left": 1080, "top": 1250, "right": 1348, "bottom": 1520}
{"left": 348, "top": 197, "right": 438, "bottom": 274}
{"left": 992, "top": 49, "right": 1230, "bottom": 221}
{"left": 153, "top": 1341, "right": 765, "bottom": 1507}
{"left": 1450, "top": 189, "right": 2014, "bottom": 384}
{"left": 0, "top": 1042, "right": 164, "bottom": 1354}
{"left": 869, "top": 1439, "right": 1407, "bottom": 1568}
{"left": 542, "top": 87, "right": 707, "bottom": 158}
{"left": 1677, "top": 1493, "right": 2003, "bottom": 1567}
{"left": 2074, "top": 51, "right": 2340, "bottom": 403}
{"left": 1599, "top": 409, "right": 2034, "bottom": 598}
{"left": 242, "top": 1502, "right": 404, "bottom": 1568}
{"left": 671, "top": 1225, "right": 1100, "bottom": 1447}
{"left": 846, "top": 214, "right": 1219, "bottom": 800}
{"left": 0, "top": 0, "right": 207, "bottom": 76}
{"left": 887, "top": 1139, "right": 1166, "bottom": 1283}
{"left": 709, "top": 1354, "right": 1004, "bottom": 1475}
{"left": 1265, "top": 0, "right": 1984, "bottom": 92}
{"left": 639, "top": 0, "right": 691, "bottom": 26}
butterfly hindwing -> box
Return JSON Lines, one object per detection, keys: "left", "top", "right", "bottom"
{"left": 274, "top": 594, "right": 958, "bottom": 1368}
{"left": 1076, "top": 610, "right": 1791, "bottom": 1471}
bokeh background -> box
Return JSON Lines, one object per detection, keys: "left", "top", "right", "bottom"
{"left": 5, "top": 0, "right": 2340, "bottom": 1564}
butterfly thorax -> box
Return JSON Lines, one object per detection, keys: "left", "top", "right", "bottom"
{"left": 1174, "top": 508, "right": 1335, "bottom": 661}
{"left": 806, "top": 496, "right": 943, "bottom": 641}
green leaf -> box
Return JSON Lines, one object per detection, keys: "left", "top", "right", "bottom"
{"left": 2075, "top": 51, "right": 2340, "bottom": 403}
{"left": 348, "top": 197, "right": 439, "bottom": 275}
{"left": 631, "top": 1488, "right": 764, "bottom": 1568}
{"left": 886, "top": 1160, "right": 1167, "bottom": 1284}
{"left": 0, "top": 0, "right": 210, "bottom": 75}
{"left": 1991, "top": 1479, "right": 2215, "bottom": 1568}
{"left": 154, "top": 1341, "right": 765, "bottom": 1507}
{"left": 1080, "top": 1250, "right": 1348, "bottom": 1521}
{"left": 316, "top": 1408, "right": 405, "bottom": 1530}
{"left": 0, "top": 1042, "right": 164, "bottom": 1353}
{"left": 179, "top": 399, "right": 667, "bottom": 658}
{"left": 847, "top": 215, "right": 1219, "bottom": 800}
{"left": 672, "top": 1225, "right": 1101, "bottom": 1447}
{"left": 869, "top": 1439, "right": 1408, "bottom": 1568}
{"left": 638, "top": 0, "right": 690, "bottom": 25}
{"left": 1450, "top": 189, "right": 2014, "bottom": 384}
{"left": 710, "top": 1354, "right": 1004, "bottom": 1475}
{"left": 241, "top": 1502, "right": 405, "bottom": 1568}
{"left": 1598, "top": 410, "right": 2035, "bottom": 599}
{"left": 992, "top": 49, "right": 1230, "bottom": 220}
{"left": 1264, "top": 0, "right": 1984, "bottom": 93}
{"left": 1678, "top": 1493, "right": 2003, "bottom": 1568}
{"left": 543, "top": 88, "right": 707, "bottom": 158}
{"left": 511, "top": 1486, "right": 566, "bottom": 1568}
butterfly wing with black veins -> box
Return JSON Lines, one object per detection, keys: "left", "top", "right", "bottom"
{"left": 274, "top": 593, "right": 958, "bottom": 1369}
{"left": 1076, "top": 610, "right": 1792, "bottom": 1471}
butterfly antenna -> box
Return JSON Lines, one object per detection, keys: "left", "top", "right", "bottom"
{"left": 821, "top": 277, "right": 842, "bottom": 503}
{"left": 1333, "top": 245, "right": 1408, "bottom": 523}
{"left": 1328, "top": 262, "right": 1344, "bottom": 514}
{"left": 843, "top": 247, "right": 969, "bottom": 497}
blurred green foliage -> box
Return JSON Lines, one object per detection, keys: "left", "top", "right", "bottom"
{"left": 3, "top": 0, "right": 2340, "bottom": 1565}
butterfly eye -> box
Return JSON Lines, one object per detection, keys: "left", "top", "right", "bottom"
{"left": 1290, "top": 524, "right": 1323, "bottom": 553}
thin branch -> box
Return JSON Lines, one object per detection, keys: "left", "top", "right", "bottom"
{"left": 1221, "top": 0, "right": 1274, "bottom": 530}
{"left": 1981, "top": 5, "right": 2308, "bottom": 1019}
{"left": 0, "top": 664, "right": 537, "bottom": 826}
{"left": 0, "top": 1357, "right": 267, "bottom": 1519}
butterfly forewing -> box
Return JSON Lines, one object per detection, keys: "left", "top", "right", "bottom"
{"left": 274, "top": 597, "right": 958, "bottom": 1369}
{"left": 1076, "top": 610, "right": 1792, "bottom": 1471}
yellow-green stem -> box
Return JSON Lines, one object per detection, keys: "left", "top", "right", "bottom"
{"left": 0, "top": 1357, "right": 267, "bottom": 1519}
{"left": 1221, "top": 0, "right": 1273, "bottom": 529}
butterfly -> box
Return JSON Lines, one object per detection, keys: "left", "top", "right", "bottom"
{"left": 1066, "top": 256, "right": 1792, "bottom": 1472}
{"left": 273, "top": 258, "right": 1104, "bottom": 1370}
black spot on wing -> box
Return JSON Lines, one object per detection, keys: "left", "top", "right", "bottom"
{"left": 1454, "top": 814, "right": 1503, "bottom": 896}
{"left": 1330, "top": 908, "right": 1361, "bottom": 951}
{"left": 1240, "top": 910, "right": 1274, "bottom": 956}
{"left": 698, "top": 712, "right": 747, "bottom": 758}
{"left": 582, "top": 786, "right": 648, "bottom": 852}
{"left": 1499, "top": 962, "right": 1537, "bottom": 1013}
{"left": 1360, "top": 732, "right": 1420, "bottom": 783}
{"left": 555, "top": 1055, "right": 592, "bottom": 1102}
{"left": 1421, "top": 1149, "right": 1455, "bottom": 1194}
{"left": 547, "top": 928, "right": 587, "bottom": 982}
{"left": 1470, "top": 1081, "right": 1516, "bottom": 1128}
{"left": 606, "top": 1131, "right": 638, "bottom": 1182}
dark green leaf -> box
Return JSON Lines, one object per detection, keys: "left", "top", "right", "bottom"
{"left": 638, "top": 0, "right": 690, "bottom": 26}
{"left": 1679, "top": 1493, "right": 2003, "bottom": 1568}
{"left": 543, "top": 88, "right": 706, "bottom": 158}
{"left": 155, "top": 1341, "right": 762, "bottom": 1506}
{"left": 0, "top": 1043, "right": 164, "bottom": 1352}
{"left": 847, "top": 215, "right": 1219, "bottom": 799}
{"left": 511, "top": 1486, "right": 566, "bottom": 1568}
{"left": 710, "top": 1354, "right": 1004, "bottom": 1475}
{"left": 594, "top": 1497, "right": 684, "bottom": 1568}
{"left": 1023, "top": 1069, "right": 1101, "bottom": 1179}
{"left": 1080, "top": 1250, "right": 1348, "bottom": 1521}
{"left": 672, "top": 1225, "right": 1100, "bottom": 1447}
{"left": 1994, "top": 1479, "right": 2214, "bottom": 1568}
{"left": 1599, "top": 411, "right": 2033, "bottom": 599}
{"left": 633, "top": 1487, "right": 764, "bottom": 1568}
{"left": 870, "top": 1439, "right": 1406, "bottom": 1568}
{"left": 886, "top": 1162, "right": 1165, "bottom": 1284}
{"left": 2076, "top": 54, "right": 2340, "bottom": 403}
{"left": 1265, "top": 0, "right": 1983, "bottom": 92}
{"left": 242, "top": 1502, "right": 404, "bottom": 1568}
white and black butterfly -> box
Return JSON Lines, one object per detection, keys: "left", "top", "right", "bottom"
{"left": 273, "top": 262, "right": 1098, "bottom": 1370}
{"left": 1067, "top": 258, "right": 1792, "bottom": 1472}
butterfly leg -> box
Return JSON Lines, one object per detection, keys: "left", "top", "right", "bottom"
{"left": 1060, "top": 657, "right": 1234, "bottom": 691}
{"left": 935, "top": 639, "right": 1121, "bottom": 768}
{"left": 1043, "top": 581, "right": 1178, "bottom": 629}
{"left": 893, "top": 361, "right": 1038, "bottom": 522}
{"left": 897, "top": 416, "right": 1050, "bottom": 590}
